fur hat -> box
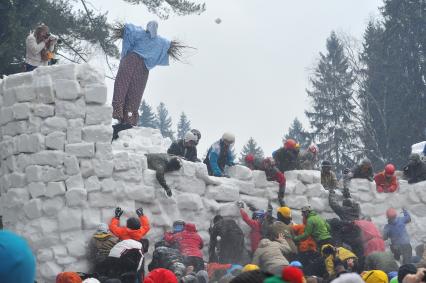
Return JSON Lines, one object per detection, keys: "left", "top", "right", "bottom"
{"left": 398, "top": 264, "right": 417, "bottom": 283}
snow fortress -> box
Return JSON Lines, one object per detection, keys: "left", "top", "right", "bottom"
{"left": 0, "top": 64, "right": 425, "bottom": 282}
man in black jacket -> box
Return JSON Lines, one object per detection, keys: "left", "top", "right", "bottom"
{"left": 343, "top": 159, "right": 374, "bottom": 188}
{"left": 208, "top": 215, "right": 245, "bottom": 264}
{"left": 328, "top": 189, "right": 363, "bottom": 261}
{"left": 167, "top": 131, "right": 199, "bottom": 162}
{"left": 146, "top": 153, "right": 182, "bottom": 197}
{"left": 148, "top": 241, "right": 186, "bottom": 278}
{"left": 403, "top": 153, "right": 426, "bottom": 184}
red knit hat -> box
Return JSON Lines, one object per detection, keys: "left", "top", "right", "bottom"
{"left": 281, "top": 266, "right": 304, "bottom": 283}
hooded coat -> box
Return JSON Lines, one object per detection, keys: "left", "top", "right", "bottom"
{"left": 321, "top": 244, "right": 357, "bottom": 278}
{"left": 164, "top": 223, "right": 204, "bottom": 258}
{"left": 109, "top": 215, "right": 150, "bottom": 241}
{"left": 167, "top": 139, "right": 198, "bottom": 162}
{"left": 252, "top": 239, "right": 291, "bottom": 274}
{"left": 148, "top": 246, "right": 186, "bottom": 276}
{"left": 353, "top": 220, "right": 385, "bottom": 256}
{"left": 351, "top": 164, "right": 374, "bottom": 181}
{"left": 294, "top": 211, "right": 331, "bottom": 243}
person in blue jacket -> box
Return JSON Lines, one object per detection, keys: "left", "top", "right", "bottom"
{"left": 204, "top": 132, "right": 236, "bottom": 177}
{"left": 383, "top": 208, "right": 412, "bottom": 264}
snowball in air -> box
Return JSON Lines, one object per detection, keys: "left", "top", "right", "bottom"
{"left": 215, "top": 18, "right": 222, "bottom": 24}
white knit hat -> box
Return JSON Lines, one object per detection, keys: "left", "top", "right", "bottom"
{"left": 222, "top": 132, "right": 235, "bottom": 143}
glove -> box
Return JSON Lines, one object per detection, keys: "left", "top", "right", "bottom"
{"left": 343, "top": 168, "right": 350, "bottom": 175}
{"left": 136, "top": 207, "right": 144, "bottom": 217}
{"left": 165, "top": 188, "right": 173, "bottom": 197}
{"left": 236, "top": 201, "right": 244, "bottom": 209}
{"left": 115, "top": 207, "right": 123, "bottom": 219}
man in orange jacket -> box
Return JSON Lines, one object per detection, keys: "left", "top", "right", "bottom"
{"left": 374, "top": 164, "right": 399, "bottom": 193}
{"left": 109, "top": 207, "right": 150, "bottom": 241}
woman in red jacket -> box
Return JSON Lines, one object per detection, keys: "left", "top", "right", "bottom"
{"left": 237, "top": 201, "right": 265, "bottom": 253}
{"left": 374, "top": 164, "right": 399, "bottom": 193}
{"left": 164, "top": 223, "right": 204, "bottom": 272}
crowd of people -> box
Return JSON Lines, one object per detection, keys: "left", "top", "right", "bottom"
{"left": 15, "top": 21, "right": 426, "bottom": 283}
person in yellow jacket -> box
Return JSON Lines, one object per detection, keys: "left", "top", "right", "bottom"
{"left": 321, "top": 244, "right": 358, "bottom": 279}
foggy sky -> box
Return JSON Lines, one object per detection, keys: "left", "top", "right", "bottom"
{"left": 86, "top": 0, "right": 382, "bottom": 158}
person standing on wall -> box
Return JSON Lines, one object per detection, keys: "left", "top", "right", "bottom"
{"left": 25, "top": 24, "right": 57, "bottom": 71}
{"left": 111, "top": 22, "right": 190, "bottom": 140}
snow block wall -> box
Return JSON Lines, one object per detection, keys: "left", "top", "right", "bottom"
{"left": 0, "top": 64, "right": 425, "bottom": 282}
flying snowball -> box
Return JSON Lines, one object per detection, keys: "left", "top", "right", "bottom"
{"left": 215, "top": 18, "right": 222, "bottom": 24}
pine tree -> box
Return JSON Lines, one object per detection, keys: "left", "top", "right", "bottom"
{"left": 284, "top": 118, "right": 311, "bottom": 149}
{"left": 359, "top": 0, "right": 426, "bottom": 168}
{"left": 239, "top": 137, "right": 264, "bottom": 163}
{"left": 176, "top": 112, "right": 191, "bottom": 140}
{"left": 122, "top": 0, "right": 205, "bottom": 19}
{"left": 305, "top": 31, "right": 359, "bottom": 173}
{"left": 138, "top": 101, "right": 157, "bottom": 128}
{"left": 155, "top": 102, "right": 175, "bottom": 140}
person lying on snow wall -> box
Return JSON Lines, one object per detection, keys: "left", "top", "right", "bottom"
{"left": 145, "top": 153, "right": 183, "bottom": 197}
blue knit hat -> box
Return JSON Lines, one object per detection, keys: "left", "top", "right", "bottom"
{"left": 0, "top": 230, "right": 36, "bottom": 283}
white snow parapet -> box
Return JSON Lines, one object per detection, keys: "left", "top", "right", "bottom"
{"left": 1, "top": 64, "right": 425, "bottom": 281}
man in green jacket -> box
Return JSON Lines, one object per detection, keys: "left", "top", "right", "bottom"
{"left": 294, "top": 206, "right": 333, "bottom": 249}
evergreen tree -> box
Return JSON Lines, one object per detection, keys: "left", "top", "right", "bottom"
{"left": 284, "top": 118, "right": 311, "bottom": 149}
{"left": 156, "top": 102, "right": 175, "bottom": 140}
{"left": 0, "top": 0, "right": 118, "bottom": 76}
{"left": 239, "top": 137, "right": 264, "bottom": 163}
{"left": 359, "top": 0, "right": 426, "bottom": 168}
{"left": 138, "top": 101, "right": 157, "bottom": 128}
{"left": 177, "top": 112, "right": 191, "bottom": 140}
{"left": 123, "top": 0, "right": 205, "bottom": 19}
{"left": 305, "top": 31, "right": 359, "bottom": 173}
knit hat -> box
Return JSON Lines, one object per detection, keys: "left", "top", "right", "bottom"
{"left": 242, "top": 264, "right": 260, "bottom": 272}
{"left": 56, "top": 272, "right": 83, "bottom": 283}
{"left": 0, "top": 230, "right": 36, "bottom": 283}
{"left": 97, "top": 223, "right": 109, "bottom": 233}
{"left": 82, "top": 279, "right": 100, "bottom": 283}
{"left": 362, "top": 270, "right": 388, "bottom": 283}
{"left": 282, "top": 266, "right": 304, "bottom": 283}
{"left": 277, "top": 207, "right": 292, "bottom": 218}
{"left": 264, "top": 276, "right": 286, "bottom": 283}
{"left": 127, "top": 217, "right": 141, "bottom": 230}
{"left": 289, "top": 261, "right": 303, "bottom": 269}
{"left": 398, "top": 264, "right": 417, "bottom": 283}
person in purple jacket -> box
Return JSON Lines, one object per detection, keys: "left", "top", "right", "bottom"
{"left": 383, "top": 208, "right": 412, "bottom": 264}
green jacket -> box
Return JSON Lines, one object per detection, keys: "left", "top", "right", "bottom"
{"left": 294, "top": 211, "right": 331, "bottom": 242}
